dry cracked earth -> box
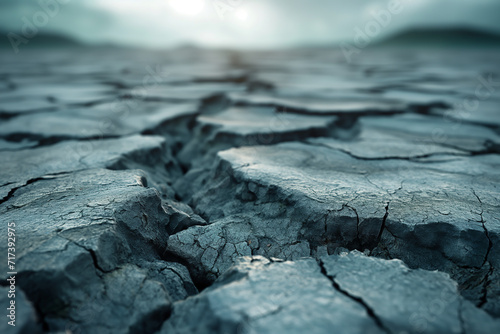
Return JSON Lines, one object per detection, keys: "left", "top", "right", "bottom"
{"left": 1, "top": 47, "right": 500, "bottom": 334}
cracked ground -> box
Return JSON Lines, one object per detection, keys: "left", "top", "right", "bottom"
{"left": 1, "top": 47, "right": 500, "bottom": 334}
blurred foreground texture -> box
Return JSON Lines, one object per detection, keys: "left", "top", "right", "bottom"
{"left": 1, "top": 4, "right": 500, "bottom": 328}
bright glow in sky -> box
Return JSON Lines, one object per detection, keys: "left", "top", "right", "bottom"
{"left": 169, "top": 0, "right": 205, "bottom": 16}
{"left": 235, "top": 9, "right": 249, "bottom": 22}
{"left": 1, "top": 0, "right": 499, "bottom": 48}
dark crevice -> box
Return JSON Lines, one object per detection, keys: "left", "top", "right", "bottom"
{"left": 409, "top": 101, "right": 450, "bottom": 114}
{"left": 319, "top": 260, "right": 392, "bottom": 334}
{"left": 471, "top": 140, "right": 500, "bottom": 155}
{"left": 160, "top": 249, "right": 210, "bottom": 292}
{"left": 160, "top": 266, "right": 198, "bottom": 297}
{"left": 32, "top": 298, "right": 50, "bottom": 332}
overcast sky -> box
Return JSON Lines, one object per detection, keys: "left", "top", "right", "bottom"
{"left": 1, "top": 0, "right": 500, "bottom": 48}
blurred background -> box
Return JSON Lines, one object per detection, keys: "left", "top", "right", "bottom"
{"left": 1, "top": 0, "right": 500, "bottom": 50}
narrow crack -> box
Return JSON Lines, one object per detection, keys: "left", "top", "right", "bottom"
{"left": 471, "top": 189, "right": 494, "bottom": 308}
{"left": 472, "top": 190, "right": 493, "bottom": 268}
{"left": 479, "top": 213, "right": 492, "bottom": 268}
{"left": 311, "top": 142, "right": 469, "bottom": 162}
{"left": 234, "top": 100, "right": 404, "bottom": 118}
{"left": 376, "top": 202, "right": 390, "bottom": 245}
{"left": 0, "top": 180, "right": 40, "bottom": 206}
{"left": 0, "top": 173, "right": 69, "bottom": 206}
{"left": 87, "top": 248, "right": 109, "bottom": 274}
{"left": 478, "top": 266, "right": 493, "bottom": 308}
{"left": 319, "top": 260, "right": 392, "bottom": 334}
{"left": 346, "top": 205, "right": 362, "bottom": 248}
{"left": 57, "top": 236, "right": 112, "bottom": 274}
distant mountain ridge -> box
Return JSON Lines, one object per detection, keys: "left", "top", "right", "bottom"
{"left": 2, "top": 27, "right": 500, "bottom": 51}
{"left": 376, "top": 27, "right": 500, "bottom": 47}
{"left": 0, "top": 31, "right": 81, "bottom": 49}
